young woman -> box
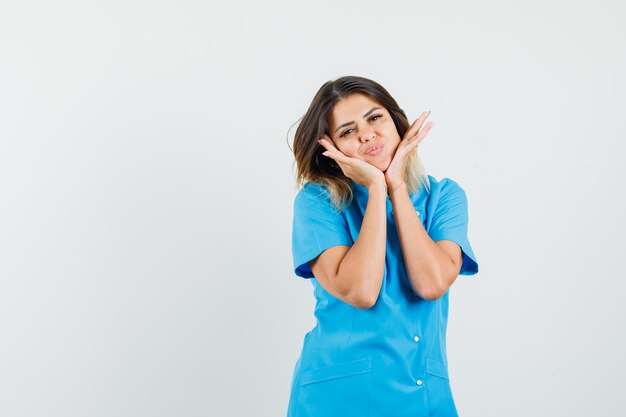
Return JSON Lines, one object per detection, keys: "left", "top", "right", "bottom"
{"left": 287, "top": 75, "right": 479, "bottom": 417}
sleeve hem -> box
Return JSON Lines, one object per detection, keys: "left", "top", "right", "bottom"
{"left": 293, "top": 241, "right": 353, "bottom": 279}
{"left": 431, "top": 234, "right": 479, "bottom": 276}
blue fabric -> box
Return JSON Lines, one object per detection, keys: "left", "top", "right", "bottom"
{"left": 287, "top": 175, "right": 479, "bottom": 417}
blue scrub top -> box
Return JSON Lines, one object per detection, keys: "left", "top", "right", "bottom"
{"left": 287, "top": 175, "right": 479, "bottom": 417}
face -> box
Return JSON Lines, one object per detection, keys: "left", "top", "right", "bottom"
{"left": 327, "top": 93, "right": 401, "bottom": 172}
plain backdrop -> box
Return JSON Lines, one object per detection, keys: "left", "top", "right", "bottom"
{"left": 1, "top": 0, "right": 625, "bottom": 416}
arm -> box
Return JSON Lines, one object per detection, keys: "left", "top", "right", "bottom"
{"left": 309, "top": 182, "right": 387, "bottom": 309}
{"left": 389, "top": 182, "right": 463, "bottom": 300}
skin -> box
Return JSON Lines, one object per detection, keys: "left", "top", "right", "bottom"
{"left": 320, "top": 92, "right": 434, "bottom": 191}
{"left": 312, "top": 93, "right": 463, "bottom": 304}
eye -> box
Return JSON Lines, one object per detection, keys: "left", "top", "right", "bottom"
{"left": 339, "top": 128, "right": 353, "bottom": 138}
{"left": 339, "top": 115, "right": 383, "bottom": 138}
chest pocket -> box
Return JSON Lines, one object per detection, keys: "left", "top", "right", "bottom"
{"left": 298, "top": 357, "right": 372, "bottom": 417}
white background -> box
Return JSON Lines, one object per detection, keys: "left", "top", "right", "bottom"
{"left": 1, "top": 0, "right": 625, "bottom": 416}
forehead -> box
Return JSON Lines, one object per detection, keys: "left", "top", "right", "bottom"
{"left": 330, "top": 93, "right": 384, "bottom": 124}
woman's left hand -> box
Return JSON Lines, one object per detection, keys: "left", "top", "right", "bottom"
{"left": 384, "top": 111, "right": 435, "bottom": 190}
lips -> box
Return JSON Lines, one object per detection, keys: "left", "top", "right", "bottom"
{"left": 365, "top": 144, "right": 382, "bottom": 156}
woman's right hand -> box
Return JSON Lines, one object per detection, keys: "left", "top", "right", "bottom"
{"left": 318, "top": 135, "right": 385, "bottom": 190}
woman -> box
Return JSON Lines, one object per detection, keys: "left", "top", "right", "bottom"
{"left": 287, "top": 75, "right": 479, "bottom": 417}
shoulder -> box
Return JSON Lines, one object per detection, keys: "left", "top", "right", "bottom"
{"left": 425, "top": 176, "right": 468, "bottom": 212}
{"left": 427, "top": 175, "right": 465, "bottom": 197}
{"left": 294, "top": 182, "right": 337, "bottom": 212}
{"left": 427, "top": 175, "right": 462, "bottom": 190}
{"left": 295, "top": 182, "right": 329, "bottom": 203}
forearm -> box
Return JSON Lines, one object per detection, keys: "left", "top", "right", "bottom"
{"left": 337, "top": 182, "right": 387, "bottom": 307}
{"left": 390, "top": 183, "right": 456, "bottom": 300}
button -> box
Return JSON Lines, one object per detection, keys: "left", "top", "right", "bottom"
{"left": 416, "top": 210, "right": 420, "bottom": 216}
{"left": 416, "top": 379, "right": 423, "bottom": 386}
{"left": 413, "top": 336, "right": 420, "bottom": 342}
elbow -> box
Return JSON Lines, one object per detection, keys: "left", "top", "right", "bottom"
{"left": 419, "top": 286, "right": 447, "bottom": 301}
{"left": 416, "top": 275, "right": 450, "bottom": 301}
{"left": 337, "top": 270, "right": 383, "bottom": 310}
{"left": 415, "top": 268, "right": 456, "bottom": 301}
{"left": 353, "top": 293, "right": 378, "bottom": 309}
{"left": 345, "top": 286, "right": 379, "bottom": 310}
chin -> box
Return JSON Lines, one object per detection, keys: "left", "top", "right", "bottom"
{"left": 362, "top": 153, "right": 390, "bottom": 172}
{"left": 378, "top": 156, "right": 392, "bottom": 172}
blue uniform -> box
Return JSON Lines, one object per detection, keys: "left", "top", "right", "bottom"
{"left": 287, "top": 175, "right": 479, "bottom": 417}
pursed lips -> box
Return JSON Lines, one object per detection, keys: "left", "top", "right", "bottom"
{"left": 365, "top": 144, "right": 382, "bottom": 155}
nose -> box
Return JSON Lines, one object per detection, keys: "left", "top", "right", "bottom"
{"left": 359, "top": 127, "right": 376, "bottom": 142}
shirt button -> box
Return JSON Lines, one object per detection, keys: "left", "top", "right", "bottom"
{"left": 416, "top": 210, "right": 420, "bottom": 216}
{"left": 416, "top": 379, "right": 423, "bottom": 386}
{"left": 413, "top": 336, "right": 420, "bottom": 342}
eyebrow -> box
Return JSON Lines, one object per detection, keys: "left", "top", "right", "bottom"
{"left": 333, "top": 107, "right": 382, "bottom": 133}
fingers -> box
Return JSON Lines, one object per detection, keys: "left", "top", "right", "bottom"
{"left": 318, "top": 134, "right": 338, "bottom": 152}
{"left": 413, "top": 121, "right": 435, "bottom": 141}
{"left": 318, "top": 135, "right": 347, "bottom": 162}
{"left": 405, "top": 122, "right": 435, "bottom": 151}
{"left": 404, "top": 111, "right": 432, "bottom": 141}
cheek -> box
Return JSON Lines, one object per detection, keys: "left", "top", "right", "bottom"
{"left": 338, "top": 143, "right": 358, "bottom": 158}
{"left": 387, "top": 126, "right": 401, "bottom": 142}
{"left": 387, "top": 133, "right": 401, "bottom": 150}
{"left": 385, "top": 142, "right": 400, "bottom": 160}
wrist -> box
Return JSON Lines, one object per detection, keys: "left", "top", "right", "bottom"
{"left": 388, "top": 181, "right": 405, "bottom": 193}
{"left": 367, "top": 180, "right": 388, "bottom": 195}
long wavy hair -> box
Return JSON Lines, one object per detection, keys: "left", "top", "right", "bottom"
{"left": 289, "top": 75, "right": 430, "bottom": 211}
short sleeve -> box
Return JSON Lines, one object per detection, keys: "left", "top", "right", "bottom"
{"left": 428, "top": 179, "right": 479, "bottom": 276}
{"left": 291, "top": 184, "right": 354, "bottom": 279}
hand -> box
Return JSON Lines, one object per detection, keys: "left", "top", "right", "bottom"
{"left": 384, "top": 111, "right": 435, "bottom": 190}
{"left": 318, "top": 135, "right": 385, "bottom": 189}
